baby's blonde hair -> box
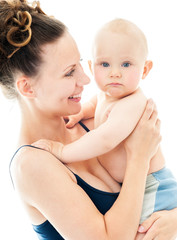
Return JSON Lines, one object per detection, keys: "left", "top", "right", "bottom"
{"left": 96, "top": 18, "right": 148, "bottom": 58}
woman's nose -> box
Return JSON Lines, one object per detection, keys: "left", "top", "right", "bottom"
{"left": 77, "top": 67, "right": 91, "bottom": 86}
{"left": 83, "top": 72, "right": 91, "bottom": 85}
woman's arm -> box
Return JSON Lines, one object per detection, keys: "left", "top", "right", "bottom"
{"left": 11, "top": 100, "right": 161, "bottom": 240}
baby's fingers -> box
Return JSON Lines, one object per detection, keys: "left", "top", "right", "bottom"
{"left": 66, "top": 115, "right": 83, "bottom": 128}
{"left": 66, "top": 119, "right": 77, "bottom": 128}
{"left": 32, "top": 139, "right": 51, "bottom": 151}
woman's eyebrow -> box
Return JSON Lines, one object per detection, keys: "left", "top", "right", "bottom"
{"left": 63, "top": 64, "right": 76, "bottom": 72}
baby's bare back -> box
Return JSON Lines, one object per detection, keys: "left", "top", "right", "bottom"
{"left": 99, "top": 144, "right": 165, "bottom": 183}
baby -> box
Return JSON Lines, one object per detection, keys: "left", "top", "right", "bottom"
{"left": 33, "top": 19, "right": 177, "bottom": 223}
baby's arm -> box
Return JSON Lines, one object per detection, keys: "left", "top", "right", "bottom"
{"left": 61, "top": 89, "right": 147, "bottom": 162}
{"left": 65, "top": 95, "right": 97, "bottom": 128}
{"left": 33, "top": 89, "right": 147, "bottom": 163}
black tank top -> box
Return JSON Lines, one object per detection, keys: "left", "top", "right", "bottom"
{"left": 9, "top": 121, "right": 120, "bottom": 240}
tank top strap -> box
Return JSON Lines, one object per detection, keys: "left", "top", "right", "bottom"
{"left": 9, "top": 145, "right": 44, "bottom": 187}
{"left": 9, "top": 122, "right": 90, "bottom": 187}
{"left": 78, "top": 121, "right": 90, "bottom": 132}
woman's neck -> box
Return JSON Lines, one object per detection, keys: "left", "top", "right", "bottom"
{"left": 18, "top": 108, "right": 70, "bottom": 147}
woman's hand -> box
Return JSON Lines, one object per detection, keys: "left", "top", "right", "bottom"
{"left": 124, "top": 99, "right": 161, "bottom": 166}
{"left": 137, "top": 209, "right": 177, "bottom": 239}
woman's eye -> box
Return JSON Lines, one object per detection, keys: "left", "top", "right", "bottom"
{"left": 66, "top": 69, "right": 75, "bottom": 77}
{"left": 122, "top": 62, "right": 130, "bottom": 67}
{"left": 101, "top": 62, "right": 110, "bottom": 67}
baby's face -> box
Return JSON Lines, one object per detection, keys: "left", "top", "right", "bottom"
{"left": 92, "top": 29, "right": 147, "bottom": 99}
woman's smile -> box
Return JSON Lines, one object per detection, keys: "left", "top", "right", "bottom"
{"left": 68, "top": 93, "right": 82, "bottom": 102}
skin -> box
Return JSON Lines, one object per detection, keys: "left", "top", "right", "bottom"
{"left": 10, "top": 31, "right": 177, "bottom": 240}
{"left": 36, "top": 26, "right": 164, "bottom": 182}
{"left": 89, "top": 28, "right": 165, "bottom": 181}
{"left": 92, "top": 29, "right": 148, "bottom": 99}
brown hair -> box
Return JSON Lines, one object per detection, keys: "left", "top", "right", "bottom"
{"left": 0, "top": 0, "right": 66, "bottom": 99}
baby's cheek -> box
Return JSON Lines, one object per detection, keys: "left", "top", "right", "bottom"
{"left": 128, "top": 71, "right": 141, "bottom": 89}
{"left": 94, "top": 72, "right": 104, "bottom": 88}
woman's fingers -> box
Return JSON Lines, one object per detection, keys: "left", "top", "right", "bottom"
{"left": 140, "top": 99, "right": 160, "bottom": 132}
{"left": 138, "top": 213, "right": 159, "bottom": 233}
{"left": 141, "top": 210, "right": 177, "bottom": 240}
{"left": 138, "top": 212, "right": 162, "bottom": 240}
{"left": 155, "top": 118, "right": 161, "bottom": 130}
{"left": 140, "top": 99, "right": 155, "bottom": 123}
{"left": 135, "top": 233, "right": 146, "bottom": 240}
{"left": 141, "top": 227, "right": 156, "bottom": 240}
{"left": 149, "top": 107, "right": 158, "bottom": 126}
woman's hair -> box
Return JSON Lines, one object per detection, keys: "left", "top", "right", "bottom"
{"left": 0, "top": 0, "right": 67, "bottom": 99}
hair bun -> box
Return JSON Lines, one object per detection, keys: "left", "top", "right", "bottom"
{"left": 7, "top": 11, "right": 32, "bottom": 58}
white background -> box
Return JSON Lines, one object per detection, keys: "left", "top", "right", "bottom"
{"left": 0, "top": 0, "right": 177, "bottom": 239}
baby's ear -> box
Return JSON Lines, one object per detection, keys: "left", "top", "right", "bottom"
{"left": 142, "top": 60, "right": 153, "bottom": 79}
{"left": 88, "top": 60, "right": 93, "bottom": 74}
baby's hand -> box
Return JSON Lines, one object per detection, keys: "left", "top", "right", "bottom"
{"left": 32, "top": 139, "right": 52, "bottom": 152}
{"left": 32, "top": 139, "right": 64, "bottom": 160}
{"left": 64, "top": 112, "right": 84, "bottom": 128}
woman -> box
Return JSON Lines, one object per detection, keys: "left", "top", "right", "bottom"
{"left": 0, "top": 0, "right": 177, "bottom": 239}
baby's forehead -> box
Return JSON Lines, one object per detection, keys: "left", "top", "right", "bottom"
{"left": 103, "top": 19, "right": 136, "bottom": 32}
{"left": 94, "top": 19, "right": 148, "bottom": 58}
{"left": 101, "top": 22, "right": 144, "bottom": 42}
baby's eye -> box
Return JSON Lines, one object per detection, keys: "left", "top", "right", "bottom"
{"left": 122, "top": 62, "right": 130, "bottom": 67}
{"left": 101, "top": 62, "right": 110, "bottom": 67}
{"left": 65, "top": 69, "right": 75, "bottom": 77}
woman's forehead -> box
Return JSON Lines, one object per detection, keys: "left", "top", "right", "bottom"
{"left": 40, "top": 33, "right": 80, "bottom": 72}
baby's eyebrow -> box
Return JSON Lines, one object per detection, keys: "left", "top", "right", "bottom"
{"left": 120, "top": 55, "right": 135, "bottom": 60}
{"left": 95, "top": 56, "right": 110, "bottom": 61}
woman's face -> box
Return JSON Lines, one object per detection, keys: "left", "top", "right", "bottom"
{"left": 33, "top": 32, "right": 90, "bottom": 117}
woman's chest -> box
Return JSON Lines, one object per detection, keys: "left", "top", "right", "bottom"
{"left": 66, "top": 159, "right": 121, "bottom": 193}
{"left": 66, "top": 120, "right": 121, "bottom": 193}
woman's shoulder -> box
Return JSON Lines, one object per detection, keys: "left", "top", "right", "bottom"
{"left": 11, "top": 145, "right": 51, "bottom": 174}
{"left": 10, "top": 145, "right": 76, "bottom": 193}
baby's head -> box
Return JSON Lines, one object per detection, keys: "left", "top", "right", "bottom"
{"left": 90, "top": 18, "right": 152, "bottom": 99}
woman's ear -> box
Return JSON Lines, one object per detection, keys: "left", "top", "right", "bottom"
{"left": 16, "top": 76, "right": 36, "bottom": 98}
{"left": 88, "top": 60, "right": 93, "bottom": 74}
{"left": 142, "top": 60, "right": 153, "bottom": 79}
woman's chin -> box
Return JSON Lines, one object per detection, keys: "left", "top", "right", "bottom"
{"left": 68, "top": 102, "right": 81, "bottom": 114}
